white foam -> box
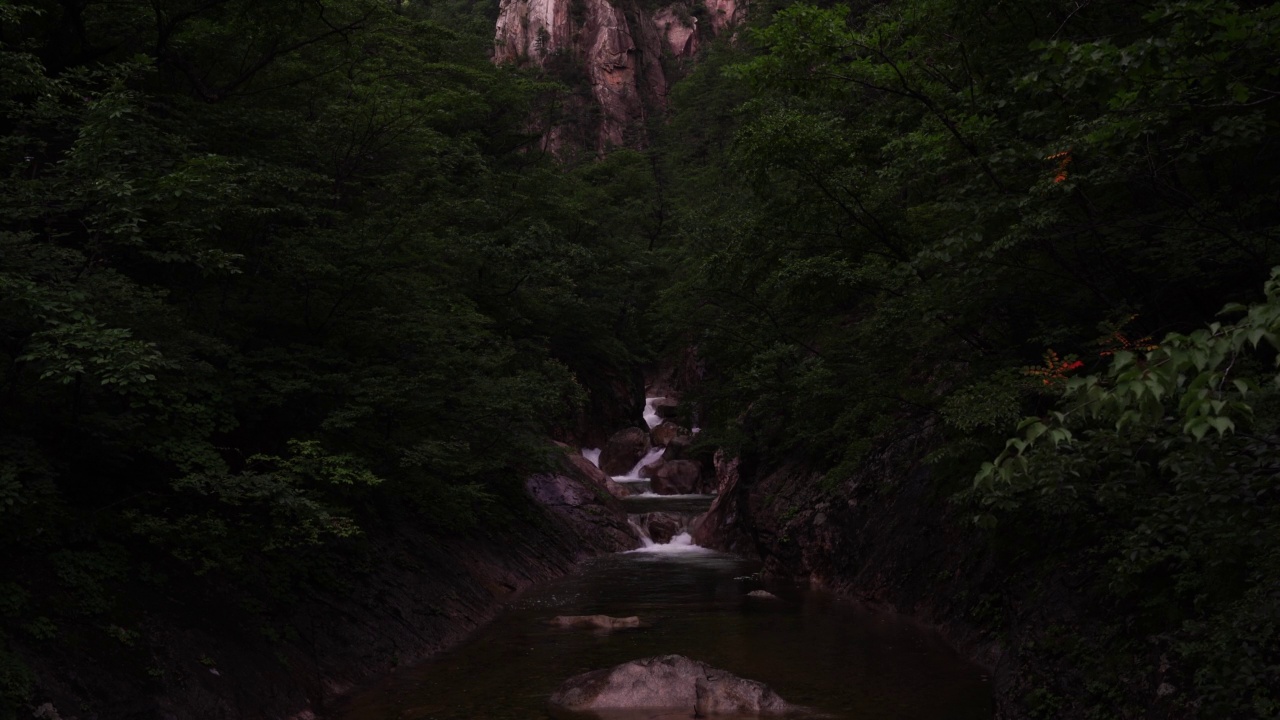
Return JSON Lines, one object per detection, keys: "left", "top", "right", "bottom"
{"left": 613, "top": 446, "right": 665, "bottom": 480}
{"left": 581, "top": 448, "right": 601, "bottom": 467}
{"left": 628, "top": 493, "right": 714, "bottom": 500}
{"left": 626, "top": 532, "right": 710, "bottom": 554}
{"left": 643, "top": 396, "right": 664, "bottom": 430}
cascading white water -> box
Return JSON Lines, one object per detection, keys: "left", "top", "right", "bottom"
{"left": 339, "top": 415, "right": 994, "bottom": 720}
{"left": 629, "top": 492, "right": 713, "bottom": 499}
{"left": 628, "top": 517, "right": 655, "bottom": 547}
{"left": 625, "top": 532, "right": 709, "bottom": 554}
{"left": 643, "top": 396, "right": 663, "bottom": 429}
{"left": 338, "top": 397, "right": 993, "bottom": 720}
{"left": 592, "top": 395, "right": 715, "bottom": 551}
{"left": 616, "top": 446, "right": 664, "bottom": 480}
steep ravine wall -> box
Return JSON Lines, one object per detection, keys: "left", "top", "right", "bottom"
{"left": 693, "top": 441, "right": 1006, "bottom": 668}
{"left": 19, "top": 458, "right": 637, "bottom": 720}
{"left": 493, "top": 0, "right": 743, "bottom": 151}
{"left": 692, "top": 438, "right": 1180, "bottom": 719}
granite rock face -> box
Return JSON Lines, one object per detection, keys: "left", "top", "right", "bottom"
{"left": 599, "top": 426, "right": 652, "bottom": 475}
{"left": 493, "top": 0, "right": 743, "bottom": 152}
{"left": 650, "top": 458, "right": 706, "bottom": 495}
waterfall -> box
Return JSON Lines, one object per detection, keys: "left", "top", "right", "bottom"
{"left": 643, "top": 396, "right": 663, "bottom": 429}
{"left": 589, "top": 393, "right": 715, "bottom": 550}
{"left": 624, "top": 532, "right": 706, "bottom": 554}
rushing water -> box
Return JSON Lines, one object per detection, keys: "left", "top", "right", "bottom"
{"left": 333, "top": 398, "right": 991, "bottom": 720}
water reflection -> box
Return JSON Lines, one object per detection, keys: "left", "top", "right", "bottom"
{"left": 333, "top": 546, "right": 990, "bottom": 720}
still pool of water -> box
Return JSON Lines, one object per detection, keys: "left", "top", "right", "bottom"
{"left": 332, "top": 545, "right": 992, "bottom": 720}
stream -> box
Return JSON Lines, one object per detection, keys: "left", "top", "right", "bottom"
{"left": 334, "top": 399, "right": 992, "bottom": 720}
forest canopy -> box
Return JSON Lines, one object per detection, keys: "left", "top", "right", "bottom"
{"left": 653, "top": 0, "right": 1279, "bottom": 716}
{"left": 1, "top": 0, "right": 662, "bottom": 712}
{"left": 2, "top": 0, "right": 1279, "bottom": 717}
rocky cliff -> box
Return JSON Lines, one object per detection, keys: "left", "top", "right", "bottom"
{"left": 493, "top": 0, "right": 743, "bottom": 151}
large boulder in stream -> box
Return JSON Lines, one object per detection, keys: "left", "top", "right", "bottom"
{"left": 558, "top": 444, "right": 631, "bottom": 499}
{"left": 639, "top": 458, "right": 665, "bottom": 478}
{"left": 662, "top": 434, "right": 693, "bottom": 461}
{"left": 599, "top": 427, "right": 651, "bottom": 476}
{"left": 638, "top": 512, "right": 684, "bottom": 544}
{"left": 650, "top": 460, "right": 704, "bottom": 495}
{"left": 549, "top": 655, "right": 788, "bottom": 715}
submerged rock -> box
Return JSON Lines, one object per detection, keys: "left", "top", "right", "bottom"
{"left": 549, "top": 615, "right": 641, "bottom": 630}
{"left": 549, "top": 654, "right": 787, "bottom": 715}
{"left": 599, "top": 427, "right": 651, "bottom": 475}
{"left": 747, "top": 590, "right": 779, "bottom": 600}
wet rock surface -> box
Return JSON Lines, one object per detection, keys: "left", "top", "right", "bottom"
{"left": 525, "top": 473, "right": 640, "bottom": 551}
{"left": 637, "top": 511, "right": 685, "bottom": 543}
{"left": 662, "top": 434, "right": 693, "bottom": 461}
{"left": 651, "top": 420, "right": 686, "bottom": 447}
{"left": 549, "top": 654, "right": 788, "bottom": 714}
{"left": 561, "top": 444, "right": 632, "bottom": 499}
{"left": 599, "top": 427, "right": 652, "bottom": 475}
{"left": 650, "top": 459, "right": 704, "bottom": 495}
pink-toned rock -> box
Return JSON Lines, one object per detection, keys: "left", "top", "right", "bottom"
{"left": 712, "top": 447, "right": 738, "bottom": 495}
{"left": 525, "top": 473, "right": 639, "bottom": 550}
{"left": 651, "top": 420, "right": 686, "bottom": 447}
{"left": 690, "top": 450, "right": 749, "bottom": 552}
{"left": 639, "top": 512, "right": 684, "bottom": 543}
{"left": 599, "top": 427, "right": 651, "bottom": 475}
{"left": 549, "top": 615, "right": 641, "bottom": 630}
{"left": 563, "top": 448, "right": 632, "bottom": 499}
{"left": 549, "top": 655, "right": 788, "bottom": 714}
{"left": 494, "top": 0, "right": 665, "bottom": 150}
{"left": 652, "top": 5, "right": 698, "bottom": 57}
{"left": 704, "top": 0, "right": 743, "bottom": 33}
{"left": 639, "top": 458, "right": 665, "bottom": 478}
{"left": 662, "top": 434, "right": 692, "bottom": 461}
{"left": 492, "top": 0, "right": 741, "bottom": 152}
{"left": 650, "top": 459, "right": 702, "bottom": 495}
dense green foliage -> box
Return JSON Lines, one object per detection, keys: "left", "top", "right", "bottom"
{"left": 5, "top": 0, "right": 1280, "bottom": 715}
{"left": 650, "top": 0, "right": 1280, "bottom": 717}
{"left": 0, "top": 0, "right": 661, "bottom": 714}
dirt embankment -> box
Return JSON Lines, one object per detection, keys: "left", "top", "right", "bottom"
{"left": 21, "top": 459, "right": 636, "bottom": 720}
